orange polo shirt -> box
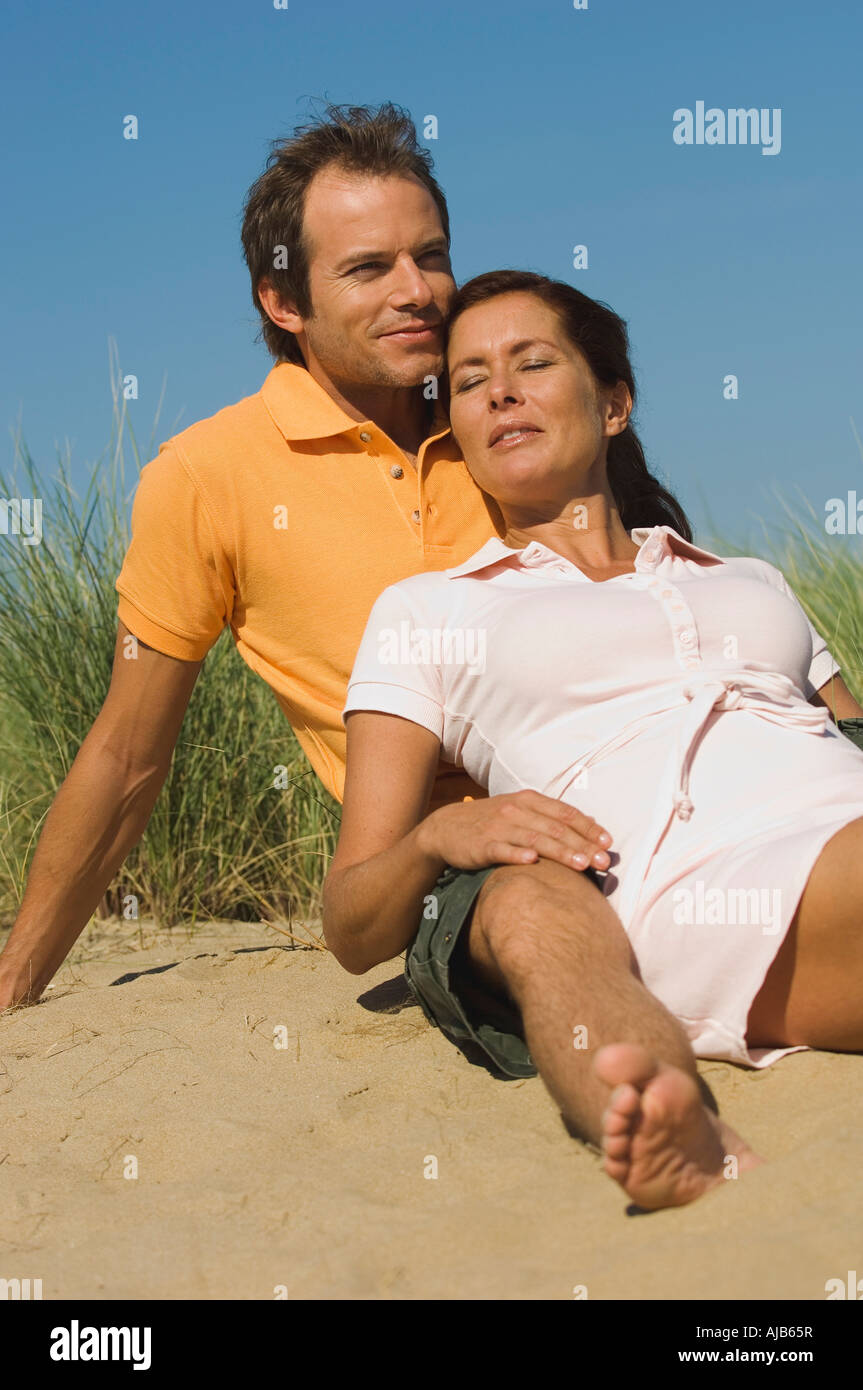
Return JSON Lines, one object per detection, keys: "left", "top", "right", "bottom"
{"left": 114, "top": 361, "right": 505, "bottom": 809}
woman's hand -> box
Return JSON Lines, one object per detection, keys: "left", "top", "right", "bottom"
{"left": 417, "top": 788, "right": 612, "bottom": 874}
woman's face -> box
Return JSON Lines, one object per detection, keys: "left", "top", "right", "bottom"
{"left": 446, "top": 291, "right": 623, "bottom": 511}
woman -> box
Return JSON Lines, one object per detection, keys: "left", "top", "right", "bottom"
{"left": 323, "top": 269, "right": 863, "bottom": 1210}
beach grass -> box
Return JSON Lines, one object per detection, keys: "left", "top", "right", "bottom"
{"left": 0, "top": 367, "right": 340, "bottom": 934}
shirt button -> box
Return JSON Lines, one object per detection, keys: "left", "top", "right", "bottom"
{"left": 359, "top": 430, "right": 372, "bottom": 443}
{"left": 390, "top": 464, "right": 403, "bottom": 478}
{"left": 678, "top": 629, "right": 696, "bottom": 647}
{"left": 412, "top": 509, "right": 421, "bottom": 523}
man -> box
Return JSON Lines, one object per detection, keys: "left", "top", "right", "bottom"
{"left": 1, "top": 103, "right": 860, "bottom": 1209}
{"left": 0, "top": 102, "right": 613, "bottom": 1017}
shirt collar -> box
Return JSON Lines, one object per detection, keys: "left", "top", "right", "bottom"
{"left": 444, "top": 525, "right": 723, "bottom": 579}
{"left": 260, "top": 360, "right": 451, "bottom": 443}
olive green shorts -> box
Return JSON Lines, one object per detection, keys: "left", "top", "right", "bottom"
{"left": 838, "top": 717, "right": 863, "bottom": 753}
{"left": 404, "top": 863, "right": 536, "bottom": 1078}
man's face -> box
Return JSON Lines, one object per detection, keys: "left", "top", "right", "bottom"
{"left": 289, "top": 168, "right": 455, "bottom": 388}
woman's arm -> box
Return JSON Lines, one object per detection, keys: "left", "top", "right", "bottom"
{"left": 322, "top": 709, "right": 615, "bottom": 975}
{"left": 322, "top": 710, "right": 449, "bottom": 975}
{"left": 810, "top": 673, "right": 863, "bottom": 720}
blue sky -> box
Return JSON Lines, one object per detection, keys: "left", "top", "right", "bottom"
{"left": 1, "top": 0, "right": 860, "bottom": 546}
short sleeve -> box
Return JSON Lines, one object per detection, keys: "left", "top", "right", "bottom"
{"left": 342, "top": 581, "right": 445, "bottom": 739}
{"left": 752, "top": 559, "right": 840, "bottom": 698}
{"left": 115, "top": 441, "right": 235, "bottom": 661}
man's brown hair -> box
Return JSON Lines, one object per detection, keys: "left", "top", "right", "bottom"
{"left": 241, "top": 102, "right": 451, "bottom": 365}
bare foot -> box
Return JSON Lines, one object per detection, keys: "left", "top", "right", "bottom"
{"left": 594, "top": 1042, "right": 763, "bottom": 1210}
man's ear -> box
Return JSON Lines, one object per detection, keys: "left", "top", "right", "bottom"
{"left": 258, "top": 277, "right": 305, "bottom": 336}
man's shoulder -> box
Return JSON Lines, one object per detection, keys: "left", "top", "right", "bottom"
{"left": 157, "top": 377, "right": 274, "bottom": 470}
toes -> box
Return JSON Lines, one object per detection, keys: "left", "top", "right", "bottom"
{"left": 603, "top": 1108, "right": 632, "bottom": 1137}
{"left": 602, "top": 1082, "right": 642, "bottom": 1163}
{"left": 603, "top": 1132, "right": 632, "bottom": 1160}
{"left": 603, "top": 1153, "right": 630, "bottom": 1181}
{"left": 602, "top": 1084, "right": 640, "bottom": 1136}
{"left": 607, "top": 1082, "right": 641, "bottom": 1117}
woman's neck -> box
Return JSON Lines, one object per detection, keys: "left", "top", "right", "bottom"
{"left": 502, "top": 495, "right": 641, "bottom": 571}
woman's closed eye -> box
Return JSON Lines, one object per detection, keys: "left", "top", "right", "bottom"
{"left": 453, "top": 360, "right": 553, "bottom": 394}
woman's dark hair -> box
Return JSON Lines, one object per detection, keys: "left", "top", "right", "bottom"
{"left": 444, "top": 270, "right": 692, "bottom": 541}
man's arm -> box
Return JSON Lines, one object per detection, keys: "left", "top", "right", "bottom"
{"left": 810, "top": 672, "right": 863, "bottom": 720}
{"left": 809, "top": 672, "right": 863, "bottom": 752}
{"left": 0, "top": 621, "right": 203, "bottom": 1011}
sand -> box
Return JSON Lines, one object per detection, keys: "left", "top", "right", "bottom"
{"left": 1, "top": 914, "right": 861, "bottom": 1301}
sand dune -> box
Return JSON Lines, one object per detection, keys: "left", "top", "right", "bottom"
{"left": 1, "top": 916, "right": 861, "bottom": 1300}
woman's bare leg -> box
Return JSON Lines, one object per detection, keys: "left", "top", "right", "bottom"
{"left": 748, "top": 816, "right": 863, "bottom": 1050}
